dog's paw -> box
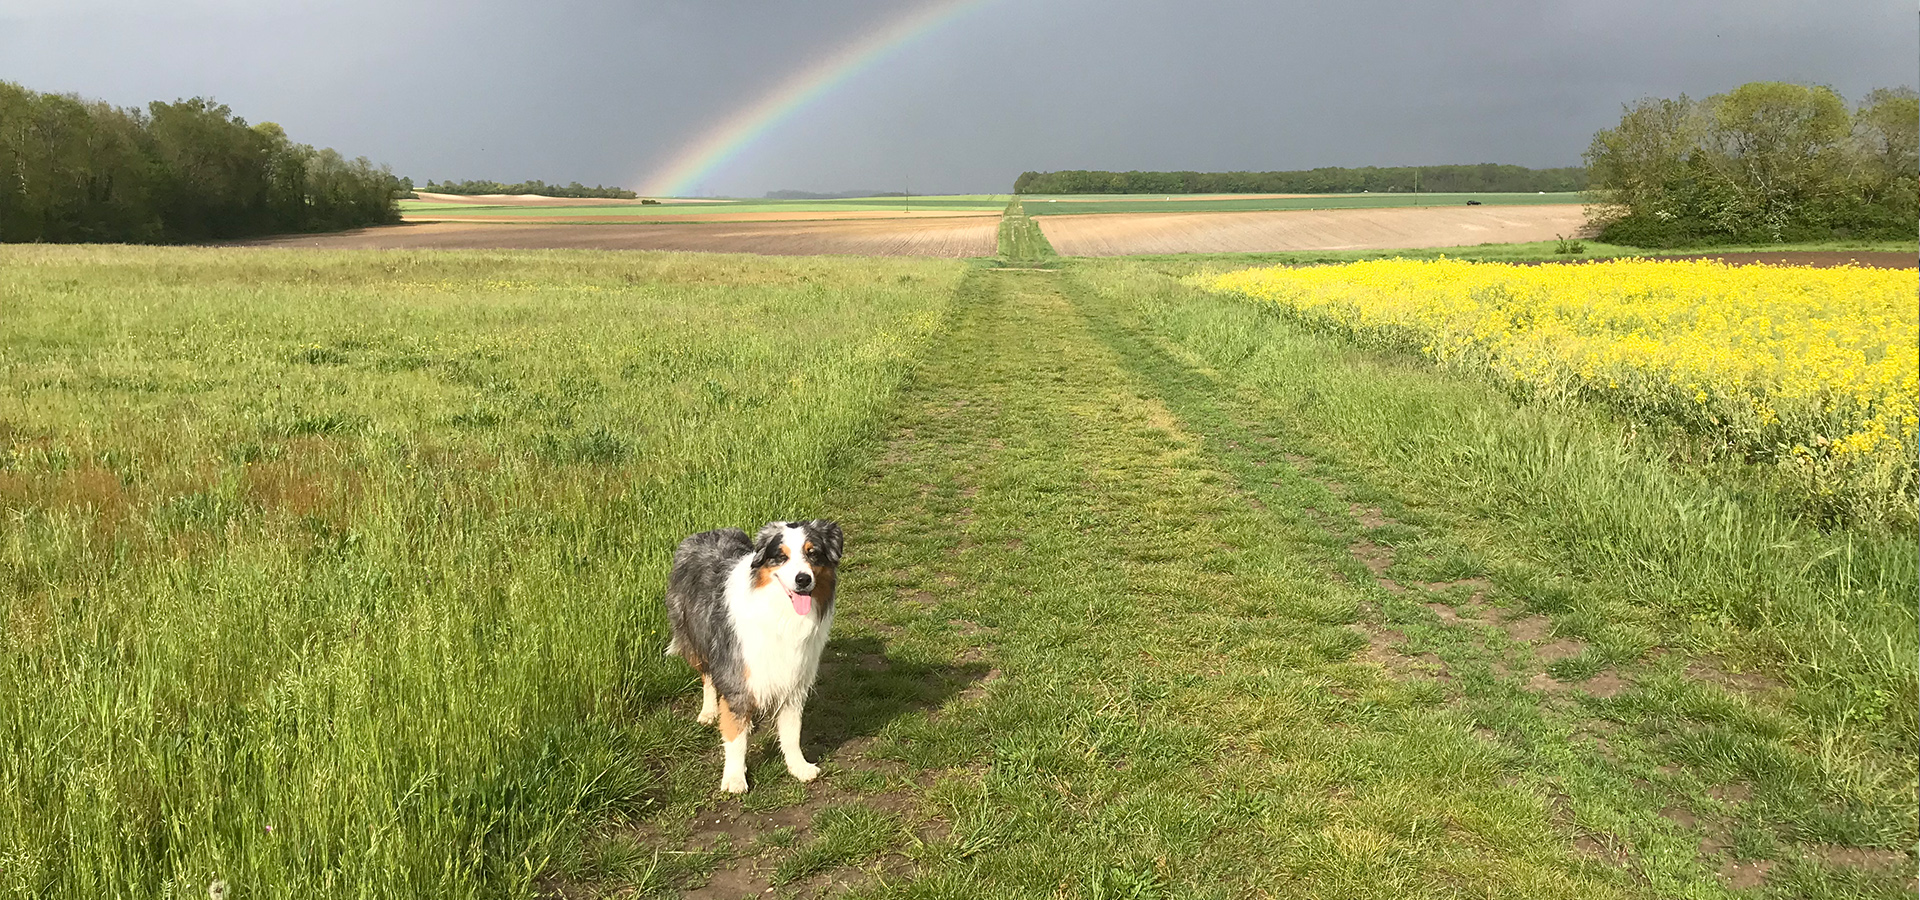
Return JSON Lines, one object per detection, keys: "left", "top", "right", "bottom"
{"left": 719, "top": 771, "right": 749, "bottom": 794}
{"left": 696, "top": 707, "right": 719, "bottom": 726}
{"left": 786, "top": 760, "right": 821, "bottom": 782}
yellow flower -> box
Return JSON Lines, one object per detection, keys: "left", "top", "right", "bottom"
{"left": 1203, "top": 258, "right": 1918, "bottom": 525}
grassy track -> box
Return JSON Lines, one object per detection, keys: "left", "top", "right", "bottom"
{"left": 994, "top": 199, "right": 1057, "bottom": 265}
{"left": 5, "top": 249, "right": 1912, "bottom": 898}
{"left": 565, "top": 265, "right": 1914, "bottom": 897}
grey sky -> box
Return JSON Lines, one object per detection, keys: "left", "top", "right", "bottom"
{"left": 1, "top": 0, "right": 1912, "bottom": 196}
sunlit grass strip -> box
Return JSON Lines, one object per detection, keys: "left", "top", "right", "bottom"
{"left": 1203, "top": 258, "right": 1919, "bottom": 528}
{"left": 996, "top": 199, "right": 1057, "bottom": 264}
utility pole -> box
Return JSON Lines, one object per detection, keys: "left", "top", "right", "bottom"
{"left": 905, "top": 174, "right": 911, "bottom": 215}
{"left": 1414, "top": 166, "right": 1421, "bottom": 206}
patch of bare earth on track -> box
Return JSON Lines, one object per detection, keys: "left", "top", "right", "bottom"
{"left": 1249, "top": 459, "right": 1623, "bottom": 699}
{"left": 1036, "top": 204, "right": 1590, "bottom": 256}
{"left": 227, "top": 218, "right": 999, "bottom": 257}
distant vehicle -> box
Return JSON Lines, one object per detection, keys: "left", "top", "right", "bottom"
{"left": 1466, "top": 200, "right": 1483, "bottom": 205}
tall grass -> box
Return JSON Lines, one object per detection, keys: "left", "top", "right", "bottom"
{"left": 1074, "top": 258, "right": 1918, "bottom": 759}
{"left": 0, "top": 246, "right": 967, "bottom": 898}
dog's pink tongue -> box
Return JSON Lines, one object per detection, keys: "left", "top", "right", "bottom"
{"left": 791, "top": 592, "right": 813, "bottom": 616}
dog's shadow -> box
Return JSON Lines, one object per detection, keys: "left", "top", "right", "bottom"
{"left": 801, "top": 633, "right": 990, "bottom": 757}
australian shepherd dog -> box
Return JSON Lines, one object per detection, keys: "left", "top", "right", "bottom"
{"left": 663, "top": 520, "right": 843, "bottom": 793}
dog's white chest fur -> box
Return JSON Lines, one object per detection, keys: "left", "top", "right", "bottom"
{"left": 727, "top": 560, "right": 831, "bottom": 710}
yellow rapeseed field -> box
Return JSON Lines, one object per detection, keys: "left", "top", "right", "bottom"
{"left": 1204, "top": 258, "right": 1918, "bottom": 527}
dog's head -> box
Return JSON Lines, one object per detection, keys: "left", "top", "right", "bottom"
{"left": 752, "top": 520, "right": 843, "bottom": 617}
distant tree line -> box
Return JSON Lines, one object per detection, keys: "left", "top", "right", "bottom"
{"left": 0, "top": 82, "right": 402, "bottom": 243}
{"left": 1013, "top": 164, "right": 1586, "bottom": 195}
{"left": 1585, "top": 82, "right": 1917, "bottom": 247}
{"left": 422, "top": 179, "right": 638, "bottom": 199}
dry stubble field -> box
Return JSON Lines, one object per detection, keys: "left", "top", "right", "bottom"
{"left": 235, "top": 217, "right": 1000, "bottom": 257}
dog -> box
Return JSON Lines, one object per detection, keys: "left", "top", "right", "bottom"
{"left": 663, "top": 519, "right": 843, "bottom": 793}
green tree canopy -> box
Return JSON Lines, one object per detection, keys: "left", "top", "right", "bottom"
{"left": 1585, "top": 81, "right": 1916, "bottom": 246}
{"left": 0, "top": 83, "right": 401, "bottom": 243}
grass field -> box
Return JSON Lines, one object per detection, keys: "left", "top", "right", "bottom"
{"left": 2, "top": 245, "right": 1913, "bottom": 898}
{"left": 0, "top": 247, "right": 967, "bottom": 897}
{"left": 1019, "top": 192, "right": 1586, "bottom": 216}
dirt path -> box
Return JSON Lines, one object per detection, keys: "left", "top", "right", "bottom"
{"left": 1036, "top": 204, "right": 1590, "bottom": 255}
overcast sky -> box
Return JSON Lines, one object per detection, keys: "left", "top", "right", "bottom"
{"left": 1, "top": 0, "right": 1913, "bottom": 196}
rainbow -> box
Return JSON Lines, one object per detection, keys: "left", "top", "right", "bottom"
{"left": 640, "top": 0, "right": 999, "bottom": 198}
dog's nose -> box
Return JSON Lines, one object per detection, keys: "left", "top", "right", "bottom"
{"left": 794, "top": 571, "right": 813, "bottom": 591}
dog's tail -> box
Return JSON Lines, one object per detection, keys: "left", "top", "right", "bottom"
{"left": 664, "top": 635, "right": 680, "bottom": 657}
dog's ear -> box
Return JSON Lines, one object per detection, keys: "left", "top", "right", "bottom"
{"left": 805, "top": 520, "right": 843, "bottom": 562}
{"left": 752, "top": 522, "right": 787, "bottom": 567}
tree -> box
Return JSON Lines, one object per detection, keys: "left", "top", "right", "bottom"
{"left": 0, "top": 82, "right": 398, "bottom": 243}
{"left": 1585, "top": 81, "right": 1916, "bottom": 246}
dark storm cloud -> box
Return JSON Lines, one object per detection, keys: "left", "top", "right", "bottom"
{"left": 1, "top": 0, "right": 1910, "bottom": 195}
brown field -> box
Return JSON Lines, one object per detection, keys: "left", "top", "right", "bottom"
{"left": 410, "top": 192, "right": 716, "bottom": 206}
{"left": 1636, "top": 250, "right": 1916, "bottom": 269}
{"left": 412, "top": 209, "right": 998, "bottom": 223}
{"left": 1031, "top": 193, "right": 1317, "bottom": 202}
{"left": 1036, "top": 204, "right": 1591, "bottom": 256}
{"left": 229, "top": 218, "right": 998, "bottom": 257}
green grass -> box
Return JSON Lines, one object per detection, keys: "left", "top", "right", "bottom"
{"left": 1019, "top": 191, "right": 1586, "bottom": 215}
{"left": 0, "top": 245, "right": 968, "bottom": 898}
{"left": 995, "top": 199, "right": 1057, "bottom": 265}
{"left": 4, "top": 247, "right": 1912, "bottom": 899}
{"left": 584, "top": 263, "right": 1911, "bottom": 897}
{"left": 397, "top": 195, "right": 1010, "bottom": 218}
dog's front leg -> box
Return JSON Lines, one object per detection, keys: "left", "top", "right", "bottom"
{"left": 697, "top": 675, "right": 718, "bottom": 725}
{"left": 718, "top": 698, "right": 753, "bottom": 793}
{"left": 777, "top": 703, "right": 820, "bottom": 782}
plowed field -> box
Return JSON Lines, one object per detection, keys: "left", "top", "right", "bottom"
{"left": 1037, "top": 204, "right": 1589, "bottom": 256}
{"left": 231, "top": 218, "right": 999, "bottom": 257}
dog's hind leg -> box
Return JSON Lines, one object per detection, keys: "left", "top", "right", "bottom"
{"left": 717, "top": 698, "right": 753, "bottom": 793}
{"left": 776, "top": 703, "right": 820, "bottom": 782}
{"left": 696, "top": 675, "right": 719, "bottom": 725}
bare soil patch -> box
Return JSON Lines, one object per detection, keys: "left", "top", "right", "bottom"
{"left": 1036, "top": 204, "right": 1590, "bottom": 256}
{"left": 228, "top": 219, "right": 998, "bottom": 257}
